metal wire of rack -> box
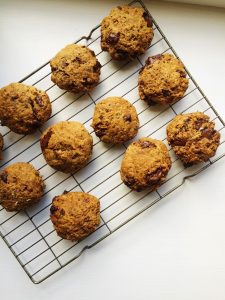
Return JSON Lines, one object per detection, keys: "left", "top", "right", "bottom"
{"left": 0, "top": 0, "right": 225, "bottom": 284}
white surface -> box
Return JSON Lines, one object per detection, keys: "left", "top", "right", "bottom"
{"left": 0, "top": 0, "right": 225, "bottom": 299}
{"left": 162, "top": 0, "right": 225, "bottom": 8}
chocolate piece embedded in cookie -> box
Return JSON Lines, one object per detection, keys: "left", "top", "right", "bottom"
{"left": 50, "top": 44, "right": 101, "bottom": 93}
{"left": 50, "top": 192, "right": 100, "bottom": 241}
{"left": 138, "top": 53, "right": 189, "bottom": 105}
{"left": 40, "top": 121, "right": 93, "bottom": 173}
{"left": 0, "top": 83, "right": 52, "bottom": 134}
{"left": 0, "top": 162, "right": 45, "bottom": 211}
{"left": 91, "top": 97, "right": 139, "bottom": 144}
{"left": 101, "top": 6, "right": 154, "bottom": 60}
{"left": 167, "top": 112, "right": 220, "bottom": 165}
{"left": 120, "top": 137, "right": 171, "bottom": 191}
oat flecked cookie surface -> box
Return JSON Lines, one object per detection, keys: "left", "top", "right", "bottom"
{"left": 50, "top": 191, "right": 100, "bottom": 241}
{"left": 0, "top": 162, "right": 45, "bottom": 212}
{"left": 120, "top": 137, "right": 171, "bottom": 191}
{"left": 101, "top": 5, "right": 154, "bottom": 60}
{"left": 0, "top": 83, "right": 52, "bottom": 134}
{"left": 0, "top": 133, "right": 3, "bottom": 159}
{"left": 167, "top": 112, "right": 220, "bottom": 166}
{"left": 138, "top": 54, "right": 189, "bottom": 105}
{"left": 91, "top": 97, "right": 139, "bottom": 144}
{"left": 50, "top": 44, "right": 101, "bottom": 93}
{"left": 41, "top": 121, "right": 93, "bottom": 173}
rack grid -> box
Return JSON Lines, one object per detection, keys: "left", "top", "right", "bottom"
{"left": 0, "top": 0, "right": 225, "bottom": 284}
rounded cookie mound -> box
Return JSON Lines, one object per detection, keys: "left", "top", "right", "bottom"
{"left": 167, "top": 112, "right": 220, "bottom": 166}
{"left": 0, "top": 162, "right": 45, "bottom": 212}
{"left": 101, "top": 5, "right": 154, "bottom": 60}
{"left": 120, "top": 137, "right": 171, "bottom": 191}
{"left": 50, "top": 191, "right": 100, "bottom": 241}
{"left": 0, "top": 83, "right": 52, "bottom": 134}
{"left": 139, "top": 54, "right": 189, "bottom": 105}
{"left": 0, "top": 133, "right": 3, "bottom": 159}
{"left": 91, "top": 97, "right": 139, "bottom": 144}
{"left": 50, "top": 44, "right": 101, "bottom": 93}
{"left": 41, "top": 121, "right": 93, "bottom": 173}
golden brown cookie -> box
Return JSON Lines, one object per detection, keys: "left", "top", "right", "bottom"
{"left": 91, "top": 97, "right": 139, "bottom": 144}
{"left": 101, "top": 6, "right": 154, "bottom": 60}
{"left": 0, "top": 162, "right": 45, "bottom": 212}
{"left": 41, "top": 121, "right": 93, "bottom": 173}
{"left": 0, "top": 133, "right": 3, "bottom": 159}
{"left": 138, "top": 54, "right": 189, "bottom": 105}
{"left": 0, "top": 83, "right": 52, "bottom": 134}
{"left": 167, "top": 112, "right": 220, "bottom": 166}
{"left": 50, "top": 191, "right": 100, "bottom": 241}
{"left": 50, "top": 44, "right": 101, "bottom": 93}
{"left": 120, "top": 137, "right": 171, "bottom": 191}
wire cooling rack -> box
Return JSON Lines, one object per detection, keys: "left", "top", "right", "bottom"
{"left": 0, "top": 0, "right": 225, "bottom": 284}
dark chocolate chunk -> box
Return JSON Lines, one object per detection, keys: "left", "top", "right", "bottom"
{"left": 114, "top": 50, "right": 128, "bottom": 60}
{"left": 106, "top": 32, "right": 120, "bottom": 45}
{"left": 41, "top": 130, "right": 53, "bottom": 150}
{"left": 146, "top": 54, "right": 162, "bottom": 65}
{"left": 139, "top": 141, "right": 156, "bottom": 149}
{"left": 177, "top": 70, "right": 186, "bottom": 78}
{"left": 123, "top": 114, "right": 132, "bottom": 122}
{"left": 146, "top": 167, "right": 163, "bottom": 184}
{"left": 195, "top": 118, "right": 206, "bottom": 130}
{"left": 125, "top": 176, "right": 136, "bottom": 188}
{"left": 171, "top": 139, "right": 186, "bottom": 146}
{"left": 93, "top": 61, "right": 102, "bottom": 72}
{"left": 162, "top": 89, "right": 171, "bottom": 97}
{"left": 143, "top": 12, "right": 153, "bottom": 27}
{"left": 0, "top": 171, "right": 8, "bottom": 183}
{"left": 35, "top": 95, "right": 43, "bottom": 107}
{"left": 201, "top": 128, "right": 216, "bottom": 139}
{"left": 50, "top": 205, "right": 58, "bottom": 215}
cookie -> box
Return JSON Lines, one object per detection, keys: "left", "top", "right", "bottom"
{"left": 50, "top": 191, "right": 100, "bottom": 241}
{"left": 101, "top": 5, "right": 154, "bottom": 60}
{"left": 0, "top": 133, "right": 3, "bottom": 159}
{"left": 138, "top": 54, "right": 189, "bottom": 105}
{"left": 41, "top": 121, "right": 93, "bottom": 173}
{"left": 120, "top": 137, "right": 171, "bottom": 191}
{"left": 50, "top": 44, "right": 101, "bottom": 93}
{"left": 167, "top": 112, "right": 220, "bottom": 166}
{"left": 0, "top": 83, "right": 52, "bottom": 134}
{"left": 0, "top": 162, "right": 45, "bottom": 212}
{"left": 91, "top": 97, "right": 139, "bottom": 144}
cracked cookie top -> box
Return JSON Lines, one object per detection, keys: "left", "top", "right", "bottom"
{"left": 120, "top": 137, "right": 171, "bottom": 191}
{"left": 91, "top": 97, "right": 139, "bottom": 144}
{"left": 167, "top": 112, "right": 220, "bottom": 165}
{"left": 40, "top": 121, "right": 93, "bottom": 174}
{"left": 0, "top": 82, "right": 52, "bottom": 134}
{"left": 50, "top": 44, "right": 101, "bottom": 93}
{"left": 101, "top": 5, "right": 154, "bottom": 60}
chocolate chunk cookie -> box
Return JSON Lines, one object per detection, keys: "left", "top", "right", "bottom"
{"left": 41, "top": 121, "right": 93, "bottom": 173}
{"left": 0, "top": 162, "right": 45, "bottom": 212}
{"left": 120, "top": 137, "right": 171, "bottom": 191}
{"left": 167, "top": 112, "right": 220, "bottom": 166}
{"left": 50, "top": 191, "right": 100, "bottom": 241}
{"left": 0, "top": 83, "right": 52, "bottom": 134}
{"left": 0, "top": 133, "right": 3, "bottom": 159}
{"left": 50, "top": 44, "right": 101, "bottom": 93}
{"left": 101, "top": 6, "right": 154, "bottom": 60}
{"left": 139, "top": 54, "right": 189, "bottom": 105}
{"left": 91, "top": 97, "right": 139, "bottom": 144}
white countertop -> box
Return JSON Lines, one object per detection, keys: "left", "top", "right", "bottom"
{"left": 1, "top": 1, "right": 225, "bottom": 299}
